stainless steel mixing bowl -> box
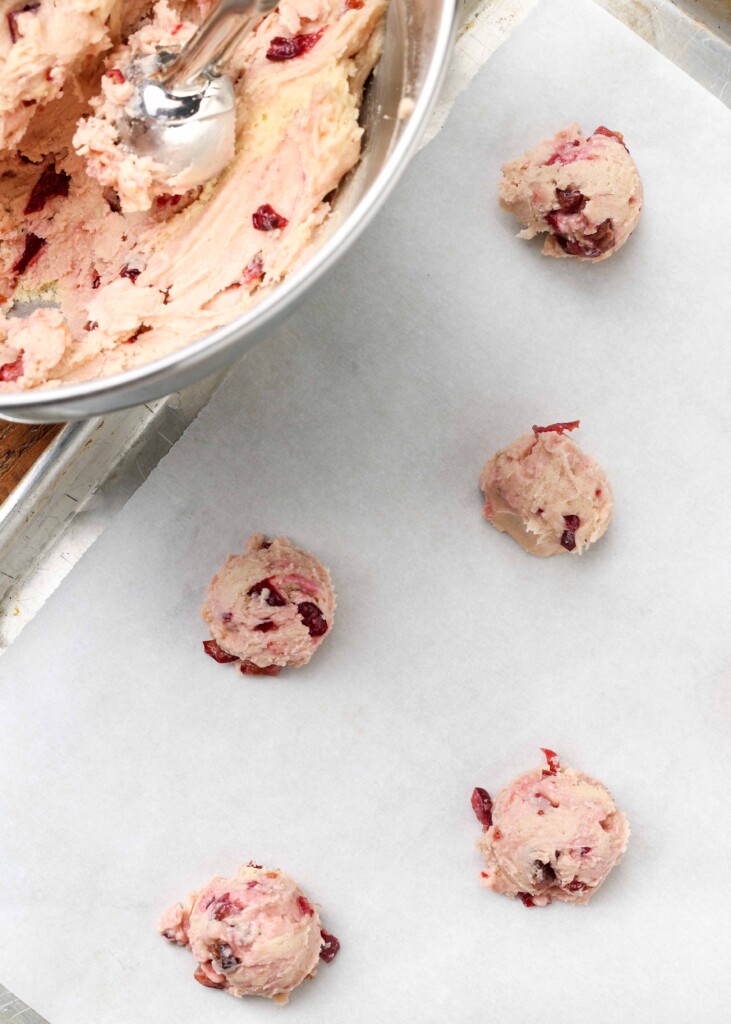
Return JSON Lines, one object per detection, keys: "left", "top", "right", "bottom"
{"left": 0, "top": 0, "right": 457, "bottom": 423}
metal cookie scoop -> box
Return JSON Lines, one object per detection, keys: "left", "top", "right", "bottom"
{"left": 118, "top": 0, "right": 278, "bottom": 190}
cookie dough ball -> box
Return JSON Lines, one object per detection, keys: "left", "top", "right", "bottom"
{"left": 472, "top": 750, "right": 629, "bottom": 907}
{"left": 159, "top": 863, "right": 340, "bottom": 1003}
{"left": 500, "top": 123, "right": 642, "bottom": 261}
{"left": 201, "top": 534, "right": 335, "bottom": 675}
{"left": 479, "top": 422, "right": 612, "bottom": 556}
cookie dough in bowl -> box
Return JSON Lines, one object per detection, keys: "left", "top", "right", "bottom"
{"left": 472, "top": 750, "right": 629, "bottom": 907}
{"left": 202, "top": 533, "right": 335, "bottom": 675}
{"left": 479, "top": 421, "right": 613, "bottom": 556}
{"left": 0, "top": 0, "right": 457, "bottom": 420}
{"left": 159, "top": 862, "right": 340, "bottom": 1002}
{"left": 500, "top": 122, "right": 642, "bottom": 261}
{"left": 0, "top": 0, "right": 386, "bottom": 391}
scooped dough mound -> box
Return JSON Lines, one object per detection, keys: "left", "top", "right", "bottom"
{"left": 201, "top": 533, "right": 335, "bottom": 675}
{"left": 159, "top": 863, "right": 340, "bottom": 1002}
{"left": 479, "top": 421, "right": 612, "bottom": 556}
{"left": 500, "top": 123, "right": 642, "bottom": 261}
{"left": 472, "top": 750, "right": 629, "bottom": 907}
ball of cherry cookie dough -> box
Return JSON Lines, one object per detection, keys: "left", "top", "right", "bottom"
{"left": 479, "top": 421, "right": 612, "bottom": 556}
{"left": 500, "top": 123, "right": 643, "bottom": 261}
{"left": 472, "top": 750, "right": 629, "bottom": 907}
{"left": 159, "top": 863, "right": 340, "bottom": 1003}
{"left": 201, "top": 533, "right": 335, "bottom": 675}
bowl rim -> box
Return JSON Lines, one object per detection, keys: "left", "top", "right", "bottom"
{"left": 0, "top": 0, "right": 459, "bottom": 418}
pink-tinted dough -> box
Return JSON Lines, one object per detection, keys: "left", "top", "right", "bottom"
{"left": 474, "top": 752, "right": 629, "bottom": 906}
{"left": 0, "top": 0, "right": 116, "bottom": 151}
{"left": 0, "top": 0, "right": 385, "bottom": 389}
{"left": 500, "top": 123, "right": 643, "bottom": 261}
{"left": 202, "top": 533, "right": 335, "bottom": 673}
{"left": 159, "top": 863, "right": 337, "bottom": 1002}
{"left": 479, "top": 423, "right": 612, "bottom": 556}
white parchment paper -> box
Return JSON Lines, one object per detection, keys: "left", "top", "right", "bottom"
{"left": 2, "top": 1, "right": 731, "bottom": 1021}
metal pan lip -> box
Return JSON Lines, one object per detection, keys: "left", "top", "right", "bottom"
{"left": 0, "top": 0, "right": 459, "bottom": 423}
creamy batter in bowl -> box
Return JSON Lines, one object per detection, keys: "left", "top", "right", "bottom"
{"left": 0, "top": 0, "right": 456, "bottom": 422}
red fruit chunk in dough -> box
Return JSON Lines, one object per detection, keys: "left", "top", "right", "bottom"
{"left": 0, "top": 356, "right": 24, "bottom": 382}
{"left": 541, "top": 748, "right": 561, "bottom": 776}
{"left": 297, "top": 601, "right": 328, "bottom": 637}
{"left": 471, "top": 786, "right": 493, "bottom": 830}
{"left": 266, "top": 29, "right": 325, "bottom": 61}
{"left": 252, "top": 204, "right": 289, "bottom": 231}
{"left": 319, "top": 929, "right": 341, "bottom": 962}
{"left": 202, "top": 639, "right": 238, "bottom": 664}
{"left": 532, "top": 421, "right": 580, "bottom": 435}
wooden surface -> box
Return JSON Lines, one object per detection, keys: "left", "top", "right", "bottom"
{"left": 0, "top": 422, "right": 63, "bottom": 505}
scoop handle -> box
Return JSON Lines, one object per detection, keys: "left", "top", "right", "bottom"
{"left": 161, "top": 0, "right": 279, "bottom": 92}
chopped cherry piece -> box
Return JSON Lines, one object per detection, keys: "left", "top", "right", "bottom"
{"left": 194, "top": 966, "right": 224, "bottom": 989}
{"left": 554, "top": 187, "right": 586, "bottom": 214}
{"left": 91, "top": 268, "right": 101, "bottom": 289}
{"left": 297, "top": 601, "right": 328, "bottom": 637}
{"left": 83, "top": 320, "right": 98, "bottom": 332}
{"left": 120, "top": 265, "right": 141, "bottom": 283}
{"left": 106, "top": 68, "right": 126, "bottom": 85}
{"left": 480, "top": 871, "right": 488, "bottom": 878}
{"left": 532, "top": 421, "right": 579, "bottom": 435}
{"left": 7, "top": 3, "right": 39, "bottom": 44}
{"left": 563, "top": 514, "right": 580, "bottom": 531}
{"left": 471, "top": 786, "right": 493, "bottom": 830}
{"left": 266, "top": 28, "right": 325, "bottom": 61}
{"left": 248, "top": 578, "right": 286, "bottom": 606}
{"left": 556, "top": 218, "right": 614, "bottom": 259}
{"left": 541, "top": 748, "right": 561, "bottom": 776}
{"left": 12, "top": 232, "right": 45, "bottom": 275}
{"left": 346, "top": 0, "right": 365, "bottom": 7}
{"left": 580, "top": 847, "right": 592, "bottom": 856}
{"left": 518, "top": 892, "right": 535, "bottom": 907}
{"left": 24, "top": 163, "right": 71, "bottom": 215}
{"left": 560, "top": 530, "right": 577, "bottom": 552}
{"left": 593, "top": 125, "right": 628, "bottom": 151}
{"left": 215, "top": 942, "right": 240, "bottom": 970}
{"left": 492, "top": 827, "right": 502, "bottom": 840}
{"left": 319, "top": 929, "right": 340, "bottom": 963}
{"left": 565, "top": 879, "right": 590, "bottom": 892}
{"left": 202, "top": 639, "right": 238, "bottom": 664}
{"left": 253, "top": 620, "right": 277, "bottom": 632}
{"left": 212, "top": 894, "right": 243, "bottom": 921}
{"left": 297, "top": 895, "right": 315, "bottom": 916}
{"left": 259, "top": 539, "right": 272, "bottom": 549}
{"left": 252, "top": 204, "right": 289, "bottom": 231}
{"left": 222, "top": 611, "right": 233, "bottom": 623}
{"left": 240, "top": 660, "right": 281, "bottom": 676}
{"left": 0, "top": 355, "right": 24, "bottom": 382}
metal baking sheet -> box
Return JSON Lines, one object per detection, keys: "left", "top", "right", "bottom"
{"left": 1, "top": 0, "right": 731, "bottom": 1020}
